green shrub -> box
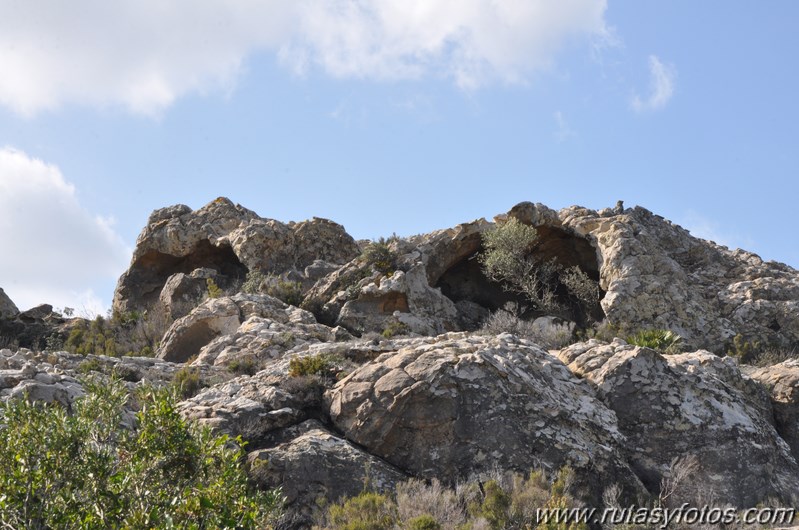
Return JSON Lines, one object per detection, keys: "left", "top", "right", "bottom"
{"left": 626, "top": 329, "right": 683, "bottom": 354}
{"left": 288, "top": 353, "right": 342, "bottom": 378}
{"left": 173, "top": 366, "right": 202, "bottom": 398}
{"left": 0, "top": 377, "right": 282, "bottom": 529}
{"left": 362, "top": 239, "right": 398, "bottom": 275}
{"left": 382, "top": 320, "right": 410, "bottom": 339}
{"left": 406, "top": 514, "right": 441, "bottom": 530}
{"left": 328, "top": 492, "right": 397, "bottom": 530}
{"left": 78, "top": 357, "right": 103, "bottom": 374}
{"left": 206, "top": 277, "right": 223, "bottom": 298}
{"left": 228, "top": 357, "right": 258, "bottom": 376}
{"left": 241, "top": 269, "right": 304, "bottom": 307}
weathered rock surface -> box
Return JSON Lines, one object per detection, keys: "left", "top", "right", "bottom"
{"left": 159, "top": 268, "right": 218, "bottom": 320}
{"left": 744, "top": 359, "right": 799, "bottom": 463}
{"left": 158, "top": 293, "right": 348, "bottom": 365}
{"left": 113, "top": 198, "right": 360, "bottom": 315}
{"left": 326, "top": 333, "right": 646, "bottom": 501}
{"left": 557, "top": 339, "right": 799, "bottom": 506}
{"left": 0, "top": 287, "right": 18, "bottom": 319}
{"left": 248, "top": 420, "right": 407, "bottom": 507}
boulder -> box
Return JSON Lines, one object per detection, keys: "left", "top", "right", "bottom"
{"left": 326, "top": 333, "right": 646, "bottom": 502}
{"left": 248, "top": 420, "right": 407, "bottom": 507}
{"left": 0, "top": 287, "right": 18, "bottom": 319}
{"left": 557, "top": 340, "right": 799, "bottom": 506}
{"left": 113, "top": 198, "right": 359, "bottom": 315}
{"left": 159, "top": 268, "right": 218, "bottom": 320}
{"left": 744, "top": 359, "right": 799, "bottom": 462}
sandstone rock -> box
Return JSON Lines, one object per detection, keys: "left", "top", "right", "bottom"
{"left": 0, "top": 287, "right": 18, "bottom": 319}
{"left": 113, "top": 198, "right": 359, "bottom": 315}
{"left": 744, "top": 359, "right": 799, "bottom": 462}
{"left": 557, "top": 340, "right": 799, "bottom": 506}
{"left": 327, "top": 333, "right": 646, "bottom": 502}
{"left": 248, "top": 420, "right": 407, "bottom": 507}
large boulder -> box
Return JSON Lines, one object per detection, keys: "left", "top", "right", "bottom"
{"left": 557, "top": 340, "right": 799, "bottom": 506}
{"left": 248, "top": 420, "right": 407, "bottom": 508}
{"left": 326, "top": 333, "right": 646, "bottom": 502}
{"left": 0, "top": 287, "right": 18, "bottom": 319}
{"left": 113, "top": 198, "right": 360, "bottom": 315}
{"left": 744, "top": 359, "right": 799, "bottom": 463}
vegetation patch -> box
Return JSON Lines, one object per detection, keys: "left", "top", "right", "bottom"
{"left": 0, "top": 377, "right": 283, "bottom": 529}
{"left": 626, "top": 329, "right": 684, "bottom": 354}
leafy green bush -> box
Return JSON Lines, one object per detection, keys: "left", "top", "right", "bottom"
{"left": 228, "top": 357, "right": 258, "bottom": 376}
{"left": 406, "top": 514, "right": 441, "bottom": 530}
{"left": 362, "top": 238, "right": 398, "bottom": 275}
{"left": 288, "top": 353, "right": 342, "bottom": 378}
{"left": 241, "top": 269, "right": 304, "bottom": 307}
{"left": 381, "top": 319, "right": 410, "bottom": 339}
{"left": 63, "top": 310, "right": 168, "bottom": 358}
{"left": 626, "top": 329, "right": 683, "bottom": 354}
{"left": 78, "top": 357, "right": 103, "bottom": 374}
{"left": 480, "top": 219, "right": 601, "bottom": 321}
{"left": 328, "top": 492, "right": 397, "bottom": 530}
{"left": 206, "top": 277, "right": 223, "bottom": 298}
{"left": 173, "top": 366, "right": 202, "bottom": 398}
{"left": 0, "top": 377, "right": 282, "bottom": 529}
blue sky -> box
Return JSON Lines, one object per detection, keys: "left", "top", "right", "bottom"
{"left": 1, "top": 1, "right": 797, "bottom": 314}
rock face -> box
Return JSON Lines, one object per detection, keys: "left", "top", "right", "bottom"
{"left": 113, "top": 198, "right": 360, "bottom": 315}
{"left": 157, "top": 293, "right": 347, "bottom": 365}
{"left": 558, "top": 340, "right": 799, "bottom": 506}
{"left": 0, "top": 287, "right": 18, "bottom": 319}
{"left": 248, "top": 420, "right": 407, "bottom": 507}
{"left": 326, "top": 333, "right": 646, "bottom": 502}
{"left": 744, "top": 360, "right": 799, "bottom": 462}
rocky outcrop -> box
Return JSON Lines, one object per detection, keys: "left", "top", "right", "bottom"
{"left": 546, "top": 203, "right": 799, "bottom": 349}
{"left": 557, "top": 340, "right": 799, "bottom": 506}
{"left": 158, "top": 293, "right": 349, "bottom": 365}
{"left": 326, "top": 333, "right": 647, "bottom": 502}
{"left": 248, "top": 420, "right": 407, "bottom": 508}
{"left": 744, "top": 360, "right": 799, "bottom": 463}
{"left": 113, "top": 198, "right": 360, "bottom": 315}
{"left": 0, "top": 287, "right": 18, "bottom": 319}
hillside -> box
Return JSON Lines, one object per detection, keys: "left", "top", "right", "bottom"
{"left": 2, "top": 198, "right": 798, "bottom": 529}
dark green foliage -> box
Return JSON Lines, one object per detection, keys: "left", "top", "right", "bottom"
{"left": 228, "top": 357, "right": 258, "bottom": 376}
{"left": 64, "top": 309, "right": 168, "bottom": 358}
{"left": 288, "top": 353, "right": 343, "bottom": 379}
{"left": 241, "top": 269, "right": 304, "bottom": 307}
{"left": 626, "top": 329, "right": 683, "bottom": 354}
{"left": 77, "top": 357, "right": 103, "bottom": 374}
{"left": 0, "top": 377, "right": 282, "bottom": 529}
{"left": 405, "top": 514, "right": 441, "bottom": 530}
{"left": 381, "top": 319, "right": 410, "bottom": 339}
{"left": 361, "top": 238, "right": 398, "bottom": 275}
{"left": 328, "top": 492, "right": 397, "bottom": 530}
{"left": 479, "top": 218, "right": 601, "bottom": 320}
{"left": 173, "top": 366, "right": 202, "bottom": 398}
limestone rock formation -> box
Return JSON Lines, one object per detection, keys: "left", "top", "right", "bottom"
{"left": 744, "top": 360, "right": 799, "bottom": 462}
{"left": 157, "top": 293, "right": 348, "bottom": 365}
{"left": 113, "top": 198, "right": 360, "bottom": 315}
{"left": 558, "top": 339, "right": 799, "bottom": 506}
{"left": 0, "top": 287, "right": 18, "bottom": 319}
{"left": 326, "top": 333, "right": 647, "bottom": 502}
{"left": 248, "top": 420, "right": 407, "bottom": 508}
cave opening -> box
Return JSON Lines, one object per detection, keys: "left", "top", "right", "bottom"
{"left": 129, "top": 240, "right": 248, "bottom": 311}
{"left": 433, "top": 226, "right": 605, "bottom": 328}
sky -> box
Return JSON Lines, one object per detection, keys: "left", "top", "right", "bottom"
{"left": 1, "top": 1, "right": 798, "bottom": 315}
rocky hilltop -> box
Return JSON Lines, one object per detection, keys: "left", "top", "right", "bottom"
{"left": 2, "top": 198, "right": 799, "bottom": 527}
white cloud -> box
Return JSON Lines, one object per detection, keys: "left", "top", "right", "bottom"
{"left": 0, "top": 0, "right": 609, "bottom": 116}
{"left": 0, "top": 148, "right": 131, "bottom": 314}
{"left": 631, "top": 55, "right": 676, "bottom": 112}
{"left": 554, "top": 111, "right": 576, "bottom": 142}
